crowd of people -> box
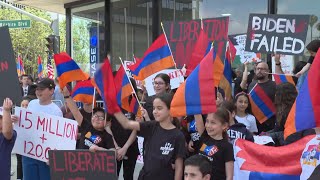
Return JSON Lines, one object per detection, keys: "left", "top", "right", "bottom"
{"left": 1, "top": 40, "right": 320, "bottom": 180}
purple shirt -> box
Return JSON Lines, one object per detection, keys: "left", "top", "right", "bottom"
{"left": 0, "top": 131, "right": 17, "bottom": 180}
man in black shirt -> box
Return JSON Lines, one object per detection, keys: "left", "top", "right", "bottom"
{"left": 248, "top": 62, "right": 276, "bottom": 133}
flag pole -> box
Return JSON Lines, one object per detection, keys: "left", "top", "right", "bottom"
{"left": 160, "top": 22, "right": 178, "bottom": 70}
{"left": 91, "top": 87, "right": 96, "bottom": 117}
{"left": 119, "top": 57, "right": 143, "bottom": 108}
{"left": 267, "top": 72, "right": 294, "bottom": 76}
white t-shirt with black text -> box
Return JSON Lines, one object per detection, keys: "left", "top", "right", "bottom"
{"left": 235, "top": 114, "right": 258, "bottom": 133}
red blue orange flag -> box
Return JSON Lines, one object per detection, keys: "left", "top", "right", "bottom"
{"left": 234, "top": 135, "right": 315, "bottom": 180}
{"left": 186, "top": 28, "right": 209, "bottom": 76}
{"left": 71, "top": 80, "right": 94, "bottom": 104}
{"left": 38, "top": 56, "right": 43, "bottom": 78}
{"left": 128, "top": 34, "right": 175, "bottom": 80}
{"left": 130, "top": 96, "right": 142, "bottom": 117}
{"left": 53, "top": 52, "right": 89, "bottom": 88}
{"left": 91, "top": 58, "right": 120, "bottom": 113}
{"left": 284, "top": 50, "right": 320, "bottom": 139}
{"left": 170, "top": 48, "right": 218, "bottom": 117}
{"left": 17, "top": 55, "right": 25, "bottom": 76}
{"left": 249, "top": 84, "right": 276, "bottom": 124}
{"left": 273, "top": 74, "right": 295, "bottom": 85}
{"left": 219, "top": 48, "right": 233, "bottom": 100}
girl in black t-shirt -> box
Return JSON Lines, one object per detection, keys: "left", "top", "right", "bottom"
{"left": 194, "top": 108, "right": 234, "bottom": 180}
{"left": 113, "top": 93, "right": 186, "bottom": 180}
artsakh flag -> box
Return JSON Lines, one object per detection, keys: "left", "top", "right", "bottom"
{"left": 128, "top": 34, "right": 175, "bottom": 80}
{"left": 170, "top": 48, "right": 223, "bottom": 117}
{"left": 284, "top": 49, "right": 320, "bottom": 139}
{"left": 53, "top": 52, "right": 89, "bottom": 88}
{"left": 249, "top": 84, "right": 276, "bottom": 124}
{"left": 234, "top": 135, "right": 315, "bottom": 180}
{"left": 71, "top": 80, "right": 95, "bottom": 104}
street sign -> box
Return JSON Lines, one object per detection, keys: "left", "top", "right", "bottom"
{"left": 0, "top": 20, "right": 31, "bottom": 28}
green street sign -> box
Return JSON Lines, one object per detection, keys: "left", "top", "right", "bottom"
{"left": 0, "top": 20, "right": 31, "bottom": 29}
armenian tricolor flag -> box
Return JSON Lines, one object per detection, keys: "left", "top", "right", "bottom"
{"left": 219, "top": 47, "right": 233, "bottom": 100}
{"left": 186, "top": 28, "right": 209, "bottom": 76}
{"left": 17, "top": 55, "right": 25, "bottom": 76}
{"left": 284, "top": 50, "right": 320, "bottom": 139}
{"left": 170, "top": 48, "right": 222, "bottom": 117}
{"left": 92, "top": 58, "right": 120, "bottom": 113}
{"left": 53, "top": 52, "right": 89, "bottom": 88}
{"left": 234, "top": 136, "right": 315, "bottom": 180}
{"left": 71, "top": 80, "right": 94, "bottom": 104}
{"left": 128, "top": 34, "right": 175, "bottom": 80}
{"left": 38, "top": 56, "right": 43, "bottom": 78}
{"left": 273, "top": 74, "right": 295, "bottom": 85}
{"left": 249, "top": 84, "right": 276, "bottom": 124}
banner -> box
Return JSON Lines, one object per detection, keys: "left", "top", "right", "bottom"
{"left": 0, "top": 26, "right": 22, "bottom": 104}
{"left": 229, "top": 34, "right": 261, "bottom": 63}
{"left": 12, "top": 107, "right": 78, "bottom": 162}
{"left": 163, "top": 17, "right": 229, "bottom": 68}
{"left": 245, "top": 14, "right": 310, "bottom": 55}
{"left": 89, "top": 26, "right": 99, "bottom": 77}
{"left": 49, "top": 150, "right": 117, "bottom": 180}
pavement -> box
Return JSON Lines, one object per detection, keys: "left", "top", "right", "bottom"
{"left": 10, "top": 154, "right": 143, "bottom": 180}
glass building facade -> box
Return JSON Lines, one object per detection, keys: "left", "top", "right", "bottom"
{"left": 64, "top": 0, "right": 320, "bottom": 72}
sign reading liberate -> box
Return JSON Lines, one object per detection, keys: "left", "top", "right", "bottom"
{"left": 0, "top": 20, "right": 31, "bottom": 28}
{"left": 245, "top": 14, "right": 310, "bottom": 55}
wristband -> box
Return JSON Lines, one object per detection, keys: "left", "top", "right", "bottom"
{"left": 276, "top": 62, "right": 281, "bottom": 66}
{"left": 64, "top": 96, "right": 70, "bottom": 99}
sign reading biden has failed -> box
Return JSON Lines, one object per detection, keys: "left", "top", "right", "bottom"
{"left": 245, "top": 14, "right": 310, "bottom": 55}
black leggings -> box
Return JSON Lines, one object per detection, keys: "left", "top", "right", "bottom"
{"left": 16, "top": 154, "right": 23, "bottom": 179}
{"left": 116, "top": 152, "right": 138, "bottom": 180}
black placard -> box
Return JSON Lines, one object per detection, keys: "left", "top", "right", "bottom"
{"left": 245, "top": 14, "right": 310, "bottom": 55}
{"left": 163, "top": 17, "right": 229, "bottom": 68}
{"left": 49, "top": 150, "right": 117, "bottom": 180}
{"left": 0, "top": 26, "right": 22, "bottom": 104}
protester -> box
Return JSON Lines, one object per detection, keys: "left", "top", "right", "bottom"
{"left": 20, "top": 74, "right": 31, "bottom": 97}
{"left": 194, "top": 108, "right": 234, "bottom": 180}
{"left": 62, "top": 87, "right": 115, "bottom": 151}
{"left": 234, "top": 92, "right": 258, "bottom": 133}
{"left": 247, "top": 62, "right": 276, "bottom": 133}
{"left": 143, "top": 73, "right": 171, "bottom": 120}
{"left": 184, "top": 154, "right": 212, "bottom": 180}
{"left": 79, "top": 103, "right": 93, "bottom": 122}
{"left": 52, "top": 78, "right": 65, "bottom": 108}
{"left": 113, "top": 93, "right": 186, "bottom": 180}
{"left": 220, "top": 101, "right": 254, "bottom": 144}
{"left": 0, "top": 98, "right": 16, "bottom": 180}
{"left": 22, "top": 78, "right": 63, "bottom": 180}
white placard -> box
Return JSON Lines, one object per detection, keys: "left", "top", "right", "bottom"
{"left": 253, "top": 135, "right": 274, "bottom": 145}
{"left": 12, "top": 107, "right": 78, "bottom": 162}
{"left": 136, "top": 136, "right": 144, "bottom": 164}
{"left": 271, "top": 54, "right": 295, "bottom": 75}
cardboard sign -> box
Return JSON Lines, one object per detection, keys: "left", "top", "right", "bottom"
{"left": 12, "top": 107, "right": 78, "bottom": 162}
{"left": 49, "top": 150, "right": 117, "bottom": 180}
{"left": 163, "top": 17, "right": 229, "bottom": 68}
{"left": 229, "top": 34, "right": 262, "bottom": 63}
{"left": 0, "top": 26, "right": 22, "bottom": 104}
{"left": 245, "top": 14, "right": 310, "bottom": 55}
{"left": 271, "top": 54, "right": 294, "bottom": 75}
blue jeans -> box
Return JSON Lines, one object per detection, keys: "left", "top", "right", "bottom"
{"left": 22, "top": 156, "right": 50, "bottom": 180}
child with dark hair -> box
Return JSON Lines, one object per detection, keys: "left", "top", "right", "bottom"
{"left": 184, "top": 154, "right": 212, "bottom": 180}
{"left": 113, "top": 93, "right": 186, "bottom": 180}
{"left": 194, "top": 108, "right": 234, "bottom": 180}
{"left": 234, "top": 92, "right": 258, "bottom": 133}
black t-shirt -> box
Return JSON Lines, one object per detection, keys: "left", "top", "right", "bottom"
{"left": 308, "top": 56, "right": 315, "bottom": 64}
{"left": 79, "top": 108, "right": 92, "bottom": 123}
{"left": 110, "top": 112, "right": 139, "bottom": 156}
{"left": 78, "top": 120, "right": 115, "bottom": 150}
{"left": 195, "top": 132, "right": 234, "bottom": 180}
{"left": 227, "top": 122, "right": 254, "bottom": 144}
{"left": 138, "top": 121, "right": 186, "bottom": 180}
{"left": 181, "top": 116, "right": 204, "bottom": 151}
{"left": 143, "top": 95, "right": 156, "bottom": 121}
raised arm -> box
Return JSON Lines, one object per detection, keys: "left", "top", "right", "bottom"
{"left": 114, "top": 112, "right": 140, "bottom": 131}
{"left": 240, "top": 62, "right": 249, "bottom": 90}
{"left": 274, "top": 54, "right": 284, "bottom": 74}
{"left": 194, "top": 114, "right": 205, "bottom": 136}
{"left": 61, "top": 87, "right": 84, "bottom": 126}
{"left": 2, "top": 98, "right": 14, "bottom": 140}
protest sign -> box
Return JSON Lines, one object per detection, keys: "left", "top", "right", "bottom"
{"left": 163, "top": 17, "right": 229, "bottom": 68}
{"left": 245, "top": 14, "right": 310, "bottom": 55}
{"left": 0, "top": 26, "right": 22, "bottom": 104}
{"left": 271, "top": 54, "right": 294, "bottom": 75}
{"left": 229, "top": 34, "right": 262, "bottom": 63}
{"left": 12, "top": 107, "right": 78, "bottom": 162}
{"left": 49, "top": 150, "right": 117, "bottom": 180}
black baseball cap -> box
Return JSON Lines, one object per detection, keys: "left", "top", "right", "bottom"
{"left": 36, "top": 78, "right": 55, "bottom": 89}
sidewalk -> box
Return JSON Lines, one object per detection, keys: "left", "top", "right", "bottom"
{"left": 11, "top": 154, "right": 143, "bottom": 180}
